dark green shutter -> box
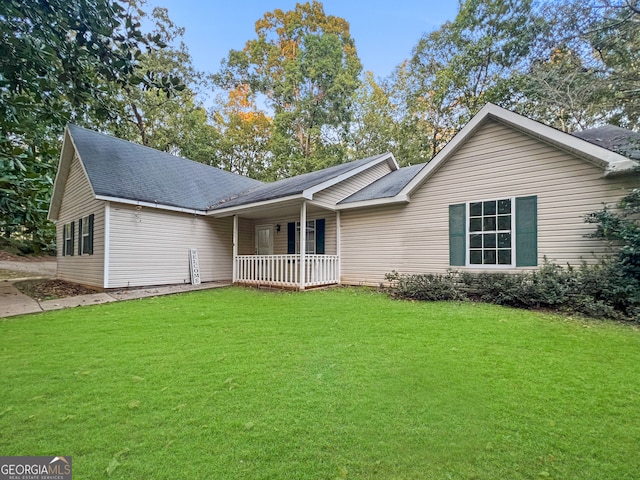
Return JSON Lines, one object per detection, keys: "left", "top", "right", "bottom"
{"left": 516, "top": 196, "right": 537, "bottom": 267}
{"left": 70, "top": 222, "right": 75, "bottom": 256}
{"left": 62, "top": 225, "right": 67, "bottom": 256}
{"left": 316, "top": 218, "right": 325, "bottom": 254}
{"left": 88, "top": 214, "right": 94, "bottom": 255}
{"left": 449, "top": 204, "right": 466, "bottom": 266}
{"left": 78, "top": 217, "right": 83, "bottom": 255}
{"left": 287, "top": 222, "right": 295, "bottom": 254}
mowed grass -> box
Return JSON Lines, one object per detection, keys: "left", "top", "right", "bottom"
{"left": 1, "top": 287, "right": 640, "bottom": 479}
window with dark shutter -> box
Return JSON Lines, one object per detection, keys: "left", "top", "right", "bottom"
{"left": 78, "top": 214, "right": 94, "bottom": 255}
{"left": 449, "top": 196, "right": 537, "bottom": 268}
{"left": 63, "top": 223, "right": 72, "bottom": 256}
{"left": 288, "top": 219, "right": 325, "bottom": 254}
{"left": 515, "top": 196, "right": 537, "bottom": 267}
{"left": 287, "top": 222, "right": 295, "bottom": 254}
{"left": 88, "top": 214, "right": 94, "bottom": 255}
{"left": 78, "top": 217, "right": 83, "bottom": 255}
{"left": 316, "top": 218, "right": 325, "bottom": 254}
{"left": 449, "top": 204, "right": 466, "bottom": 266}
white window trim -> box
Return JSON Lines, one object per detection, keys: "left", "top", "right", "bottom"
{"left": 63, "top": 223, "right": 73, "bottom": 256}
{"left": 295, "top": 219, "right": 316, "bottom": 255}
{"left": 80, "top": 215, "right": 91, "bottom": 255}
{"left": 465, "top": 196, "right": 516, "bottom": 269}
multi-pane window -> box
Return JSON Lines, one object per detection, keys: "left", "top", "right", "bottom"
{"left": 468, "top": 198, "right": 512, "bottom": 265}
{"left": 295, "top": 220, "right": 316, "bottom": 254}
{"left": 63, "top": 223, "right": 74, "bottom": 256}
{"left": 80, "top": 215, "right": 91, "bottom": 255}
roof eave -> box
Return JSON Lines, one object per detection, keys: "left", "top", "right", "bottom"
{"left": 207, "top": 194, "right": 307, "bottom": 217}
{"left": 399, "top": 103, "right": 640, "bottom": 198}
{"left": 48, "top": 126, "right": 98, "bottom": 220}
{"left": 336, "top": 194, "right": 409, "bottom": 210}
{"left": 303, "top": 152, "right": 399, "bottom": 198}
{"left": 95, "top": 195, "right": 207, "bottom": 215}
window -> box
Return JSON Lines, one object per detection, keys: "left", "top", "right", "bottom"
{"left": 78, "top": 214, "right": 94, "bottom": 255}
{"left": 287, "top": 218, "right": 325, "bottom": 254}
{"left": 296, "top": 220, "right": 316, "bottom": 254}
{"left": 468, "top": 198, "right": 512, "bottom": 265}
{"left": 62, "top": 222, "right": 74, "bottom": 256}
{"left": 449, "top": 196, "right": 537, "bottom": 268}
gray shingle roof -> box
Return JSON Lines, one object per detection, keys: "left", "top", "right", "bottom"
{"left": 210, "top": 153, "right": 391, "bottom": 210}
{"left": 340, "top": 163, "right": 426, "bottom": 204}
{"left": 68, "top": 124, "right": 263, "bottom": 211}
{"left": 573, "top": 125, "right": 640, "bottom": 160}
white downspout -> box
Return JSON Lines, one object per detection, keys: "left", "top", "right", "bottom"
{"left": 299, "top": 201, "right": 306, "bottom": 291}
{"left": 232, "top": 214, "right": 238, "bottom": 284}
{"left": 336, "top": 210, "right": 341, "bottom": 285}
{"left": 103, "top": 201, "right": 110, "bottom": 289}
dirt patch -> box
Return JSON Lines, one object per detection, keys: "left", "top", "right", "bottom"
{"left": 14, "top": 279, "right": 100, "bottom": 301}
{"left": 0, "top": 250, "right": 54, "bottom": 262}
{"left": 0, "top": 268, "right": 42, "bottom": 280}
{"left": 0, "top": 249, "right": 57, "bottom": 278}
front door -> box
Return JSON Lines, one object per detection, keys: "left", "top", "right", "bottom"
{"left": 255, "top": 225, "right": 274, "bottom": 255}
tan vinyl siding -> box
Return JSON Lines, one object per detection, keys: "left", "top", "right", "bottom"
{"left": 238, "top": 218, "right": 255, "bottom": 255}
{"left": 107, "top": 204, "right": 232, "bottom": 288}
{"left": 236, "top": 212, "right": 337, "bottom": 255}
{"left": 340, "top": 119, "right": 639, "bottom": 285}
{"left": 312, "top": 161, "right": 393, "bottom": 207}
{"left": 56, "top": 154, "right": 105, "bottom": 288}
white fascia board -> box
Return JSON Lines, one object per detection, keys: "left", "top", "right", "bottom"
{"left": 303, "top": 153, "right": 399, "bottom": 198}
{"left": 335, "top": 194, "right": 410, "bottom": 210}
{"left": 206, "top": 194, "right": 306, "bottom": 217}
{"left": 490, "top": 104, "right": 637, "bottom": 172}
{"left": 95, "top": 195, "right": 207, "bottom": 215}
{"left": 49, "top": 127, "right": 99, "bottom": 220}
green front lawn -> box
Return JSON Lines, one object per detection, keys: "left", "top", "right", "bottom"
{"left": 1, "top": 288, "right": 639, "bottom": 479}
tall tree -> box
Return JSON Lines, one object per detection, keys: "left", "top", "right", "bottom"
{"left": 214, "top": 1, "right": 362, "bottom": 178}
{"left": 588, "top": 0, "right": 640, "bottom": 129}
{"left": 510, "top": 0, "right": 640, "bottom": 131}
{"left": 0, "top": 0, "right": 181, "bottom": 251}
{"left": 406, "top": 0, "right": 542, "bottom": 147}
{"left": 348, "top": 72, "right": 398, "bottom": 160}
{"left": 211, "top": 85, "right": 273, "bottom": 179}
{"left": 105, "top": 6, "right": 218, "bottom": 160}
{"left": 515, "top": 47, "right": 609, "bottom": 132}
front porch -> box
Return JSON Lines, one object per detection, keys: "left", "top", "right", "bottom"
{"left": 227, "top": 200, "right": 341, "bottom": 290}
{"left": 234, "top": 254, "right": 340, "bottom": 289}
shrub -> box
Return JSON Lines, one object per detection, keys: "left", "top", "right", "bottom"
{"left": 386, "top": 261, "right": 640, "bottom": 322}
{"left": 385, "top": 270, "right": 467, "bottom": 301}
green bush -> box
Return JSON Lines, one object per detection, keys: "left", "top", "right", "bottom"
{"left": 385, "top": 270, "right": 467, "bottom": 301}
{"left": 386, "top": 190, "right": 640, "bottom": 322}
{"left": 386, "top": 261, "right": 640, "bottom": 322}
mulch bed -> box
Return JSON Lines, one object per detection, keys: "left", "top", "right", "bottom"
{"left": 13, "top": 279, "right": 101, "bottom": 301}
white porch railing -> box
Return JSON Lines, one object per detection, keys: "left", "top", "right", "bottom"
{"left": 234, "top": 254, "right": 339, "bottom": 289}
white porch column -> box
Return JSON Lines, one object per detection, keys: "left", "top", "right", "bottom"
{"left": 299, "top": 201, "right": 307, "bottom": 291}
{"left": 336, "top": 210, "right": 341, "bottom": 284}
{"left": 232, "top": 214, "right": 238, "bottom": 283}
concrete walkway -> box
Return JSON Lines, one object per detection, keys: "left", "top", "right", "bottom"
{"left": 0, "top": 278, "right": 231, "bottom": 318}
